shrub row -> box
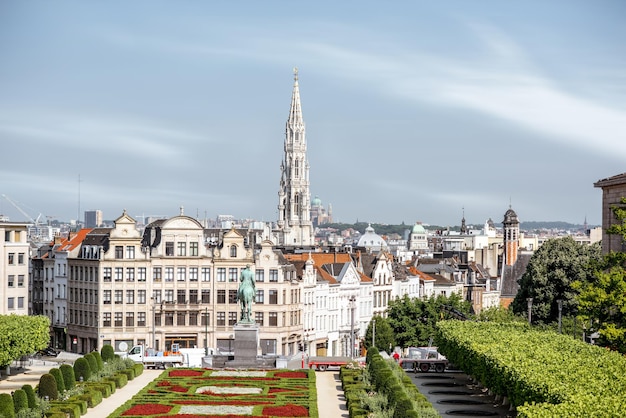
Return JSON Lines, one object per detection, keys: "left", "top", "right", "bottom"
{"left": 436, "top": 320, "right": 626, "bottom": 417}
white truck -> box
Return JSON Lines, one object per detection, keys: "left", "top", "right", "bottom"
{"left": 126, "top": 344, "right": 185, "bottom": 369}
{"left": 399, "top": 346, "right": 449, "bottom": 373}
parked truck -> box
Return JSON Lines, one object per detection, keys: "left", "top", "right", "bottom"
{"left": 308, "top": 356, "right": 365, "bottom": 371}
{"left": 125, "top": 344, "right": 185, "bottom": 369}
{"left": 399, "top": 346, "right": 448, "bottom": 373}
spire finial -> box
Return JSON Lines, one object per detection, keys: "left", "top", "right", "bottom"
{"left": 293, "top": 67, "right": 298, "bottom": 82}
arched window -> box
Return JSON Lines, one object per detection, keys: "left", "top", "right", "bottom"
{"left": 230, "top": 245, "right": 237, "bottom": 258}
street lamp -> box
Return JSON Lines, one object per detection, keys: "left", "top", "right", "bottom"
{"left": 349, "top": 296, "right": 356, "bottom": 359}
{"left": 526, "top": 298, "right": 533, "bottom": 325}
{"left": 557, "top": 299, "right": 563, "bottom": 334}
{"left": 205, "top": 306, "right": 209, "bottom": 356}
{"left": 151, "top": 298, "right": 156, "bottom": 349}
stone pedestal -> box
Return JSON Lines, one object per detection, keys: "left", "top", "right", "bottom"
{"left": 233, "top": 322, "right": 259, "bottom": 360}
{"left": 225, "top": 322, "right": 275, "bottom": 368}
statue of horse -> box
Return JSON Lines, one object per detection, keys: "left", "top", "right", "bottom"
{"left": 237, "top": 265, "right": 256, "bottom": 323}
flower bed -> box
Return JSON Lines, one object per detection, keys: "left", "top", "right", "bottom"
{"left": 110, "top": 368, "right": 318, "bottom": 418}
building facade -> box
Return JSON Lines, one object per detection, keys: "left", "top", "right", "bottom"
{"left": 1, "top": 221, "right": 30, "bottom": 314}
{"left": 594, "top": 172, "right": 626, "bottom": 254}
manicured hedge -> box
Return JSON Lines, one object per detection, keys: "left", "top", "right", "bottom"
{"left": 436, "top": 320, "right": 626, "bottom": 417}
{"left": 39, "top": 373, "right": 59, "bottom": 400}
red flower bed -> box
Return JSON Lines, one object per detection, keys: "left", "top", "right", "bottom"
{"left": 168, "top": 385, "right": 188, "bottom": 393}
{"left": 172, "top": 400, "right": 272, "bottom": 406}
{"left": 275, "top": 371, "right": 307, "bottom": 379}
{"left": 122, "top": 404, "right": 172, "bottom": 416}
{"left": 157, "top": 380, "right": 171, "bottom": 387}
{"left": 262, "top": 404, "right": 309, "bottom": 417}
{"left": 269, "top": 388, "right": 291, "bottom": 393}
{"left": 168, "top": 369, "right": 204, "bottom": 377}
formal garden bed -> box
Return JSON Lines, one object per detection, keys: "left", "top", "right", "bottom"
{"left": 109, "top": 368, "right": 318, "bottom": 418}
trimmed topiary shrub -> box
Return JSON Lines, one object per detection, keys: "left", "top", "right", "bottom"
{"left": 12, "top": 389, "right": 28, "bottom": 413}
{"left": 0, "top": 393, "right": 15, "bottom": 418}
{"left": 60, "top": 364, "right": 76, "bottom": 390}
{"left": 38, "top": 373, "right": 59, "bottom": 400}
{"left": 21, "top": 384, "right": 36, "bottom": 409}
{"left": 101, "top": 344, "right": 115, "bottom": 362}
{"left": 84, "top": 353, "right": 98, "bottom": 375}
{"left": 49, "top": 368, "right": 65, "bottom": 393}
{"left": 91, "top": 351, "right": 104, "bottom": 371}
{"left": 73, "top": 357, "right": 91, "bottom": 382}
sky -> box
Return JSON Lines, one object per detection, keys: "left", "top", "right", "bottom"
{"left": 1, "top": 1, "right": 625, "bottom": 227}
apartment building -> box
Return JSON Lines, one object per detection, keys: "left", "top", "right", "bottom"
{"left": 47, "top": 210, "right": 305, "bottom": 356}
{"left": 1, "top": 221, "right": 29, "bottom": 315}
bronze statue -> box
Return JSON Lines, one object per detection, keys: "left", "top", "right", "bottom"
{"left": 237, "top": 265, "right": 256, "bottom": 323}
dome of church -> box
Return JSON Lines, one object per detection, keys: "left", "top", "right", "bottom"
{"left": 503, "top": 207, "right": 519, "bottom": 224}
{"left": 312, "top": 196, "right": 322, "bottom": 207}
{"left": 412, "top": 223, "right": 426, "bottom": 234}
{"left": 357, "top": 224, "right": 387, "bottom": 249}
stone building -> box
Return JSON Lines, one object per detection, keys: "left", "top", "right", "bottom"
{"left": 594, "top": 172, "right": 626, "bottom": 254}
{"left": 0, "top": 221, "right": 29, "bottom": 315}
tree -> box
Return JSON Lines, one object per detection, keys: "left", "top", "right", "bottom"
{"left": 364, "top": 316, "right": 395, "bottom": 352}
{"left": 511, "top": 237, "right": 602, "bottom": 324}
{"left": 574, "top": 197, "right": 626, "bottom": 352}
{"left": 386, "top": 293, "right": 471, "bottom": 348}
{"left": 0, "top": 315, "right": 50, "bottom": 367}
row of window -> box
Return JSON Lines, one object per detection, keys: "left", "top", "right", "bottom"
{"left": 96, "top": 311, "right": 280, "bottom": 327}
{"left": 7, "top": 252, "right": 26, "bottom": 265}
{"left": 63, "top": 287, "right": 301, "bottom": 306}
{"left": 6, "top": 297, "right": 25, "bottom": 310}
{"left": 114, "top": 242, "right": 202, "bottom": 259}
{"left": 97, "top": 289, "right": 284, "bottom": 305}
{"left": 6, "top": 275, "right": 25, "bottom": 287}
{"left": 98, "top": 267, "right": 280, "bottom": 283}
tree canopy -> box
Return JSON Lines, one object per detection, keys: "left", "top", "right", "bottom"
{"left": 363, "top": 315, "right": 395, "bottom": 352}
{"left": 0, "top": 315, "right": 50, "bottom": 366}
{"left": 386, "top": 293, "right": 471, "bottom": 348}
{"left": 574, "top": 197, "right": 626, "bottom": 352}
{"left": 511, "top": 236, "right": 602, "bottom": 324}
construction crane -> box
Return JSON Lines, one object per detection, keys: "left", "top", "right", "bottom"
{"left": 1, "top": 194, "right": 43, "bottom": 225}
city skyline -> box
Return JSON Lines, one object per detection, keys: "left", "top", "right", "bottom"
{"left": 1, "top": 1, "right": 625, "bottom": 226}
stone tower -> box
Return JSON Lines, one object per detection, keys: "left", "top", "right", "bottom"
{"left": 502, "top": 206, "right": 520, "bottom": 266}
{"left": 276, "top": 68, "right": 314, "bottom": 246}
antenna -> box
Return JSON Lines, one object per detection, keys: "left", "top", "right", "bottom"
{"left": 78, "top": 174, "right": 82, "bottom": 224}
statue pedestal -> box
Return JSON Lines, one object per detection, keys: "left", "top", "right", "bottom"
{"left": 225, "top": 322, "right": 275, "bottom": 368}
{"left": 233, "top": 322, "right": 259, "bottom": 360}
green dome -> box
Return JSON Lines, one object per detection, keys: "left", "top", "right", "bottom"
{"left": 412, "top": 223, "right": 426, "bottom": 234}
{"left": 312, "top": 195, "right": 322, "bottom": 207}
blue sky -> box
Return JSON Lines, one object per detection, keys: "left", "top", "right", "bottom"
{"left": 1, "top": 1, "right": 625, "bottom": 227}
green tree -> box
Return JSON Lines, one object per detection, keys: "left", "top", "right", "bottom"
{"left": 574, "top": 197, "right": 626, "bottom": 352}
{"left": 0, "top": 315, "right": 50, "bottom": 367}
{"left": 386, "top": 293, "right": 471, "bottom": 348}
{"left": 364, "top": 316, "right": 395, "bottom": 352}
{"left": 21, "top": 385, "right": 36, "bottom": 409}
{"left": 511, "top": 237, "right": 602, "bottom": 324}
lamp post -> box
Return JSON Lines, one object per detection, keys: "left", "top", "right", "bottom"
{"left": 151, "top": 298, "right": 156, "bottom": 349}
{"left": 349, "top": 296, "right": 356, "bottom": 359}
{"left": 526, "top": 297, "right": 533, "bottom": 325}
{"left": 372, "top": 318, "right": 376, "bottom": 348}
{"left": 205, "top": 306, "right": 209, "bottom": 356}
{"left": 557, "top": 299, "right": 563, "bottom": 334}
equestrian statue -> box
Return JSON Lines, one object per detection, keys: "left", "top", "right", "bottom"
{"left": 237, "top": 265, "right": 256, "bottom": 323}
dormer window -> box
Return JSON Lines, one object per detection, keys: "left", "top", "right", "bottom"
{"left": 230, "top": 245, "right": 237, "bottom": 258}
